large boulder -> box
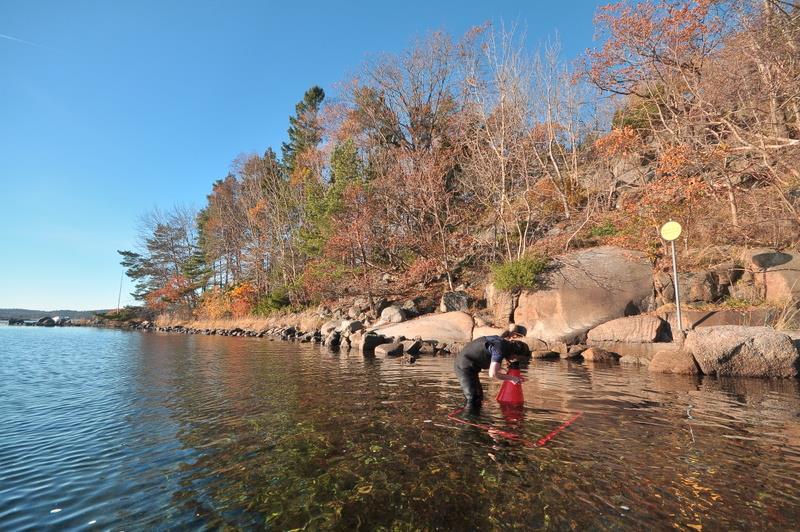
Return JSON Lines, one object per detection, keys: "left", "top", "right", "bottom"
{"left": 336, "top": 320, "right": 364, "bottom": 334}
{"left": 357, "top": 332, "right": 392, "bottom": 354}
{"left": 375, "top": 342, "right": 404, "bottom": 357}
{"left": 320, "top": 319, "right": 342, "bottom": 337}
{"left": 440, "top": 291, "right": 469, "bottom": 312}
{"left": 379, "top": 306, "right": 407, "bottom": 324}
{"left": 370, "top": 311, "right": 475, "bottom": 344}
{"left": 472, "top": 326, "right": 505, "bottom": 340}
{"left": 681, "top": 271, "right": 722, "bottom": 303}
{"left": 742, "top": 248, "right": 800, "bottom": 304}
{"left": 514, "top": 246, "right": 654, "bottom": 344}
{"left": 587, "top": 315, "right": 670, "bottom": 343}
{"left": 323, "top": 331, "right": 341, "bottom": 348}
{"left": 654, "top": 271, "right": 723, "bottom": 304}
{"left": 648, "top": 349, "right": 699, "bottom": 375}
{"left": 684, "top": 326, "right": 799, "bottom": 378}
{"left": 594, "top": 341, "right": 681, "bottom": 362}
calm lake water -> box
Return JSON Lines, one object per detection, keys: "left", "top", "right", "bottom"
{"left": 1, "top": 324, "right": 799, "bottom": 530}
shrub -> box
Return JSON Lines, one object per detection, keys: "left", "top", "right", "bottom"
{"left": 491, "top": 255, "right": 549, "bottom": 292}
{"left": 588, "top": 220, "right": 619, "bottom": 238}
{"left": 253, "top": 287, "right": 291, "bottom": 316}
{"left": 230, "top": 282, "right": 259, "bottom": 318}
{"left": 196, "top": 287, "right": 231, "bottom": 320}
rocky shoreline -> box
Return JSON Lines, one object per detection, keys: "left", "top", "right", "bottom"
{"left": 134, "top": 313, "right": 800, "bottom": 379}
{"left": 34, "top": 245, "right": 800, "bottom": 379}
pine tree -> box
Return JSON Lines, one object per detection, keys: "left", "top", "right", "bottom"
{"left": 281, "top": 86, "right": 325, "bottom": 176}
{"left": 298, "top": 139, "right": 364, "bottom": 257}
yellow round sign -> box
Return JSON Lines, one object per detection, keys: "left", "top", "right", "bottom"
{"left": 660, "top": 221, "right": 682, "bottom": 241}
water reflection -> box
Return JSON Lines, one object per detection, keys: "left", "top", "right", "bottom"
{"left": 1, "top": 328, "right": 799, "bottom": 529}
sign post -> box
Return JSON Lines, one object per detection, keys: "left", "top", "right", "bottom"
{"left": 660, "top": 221, "right": 683, "bottom": 334}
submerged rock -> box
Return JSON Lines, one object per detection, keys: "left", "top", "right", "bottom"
{"left": 581, "top": 347, "right": 618, "bottom": 362}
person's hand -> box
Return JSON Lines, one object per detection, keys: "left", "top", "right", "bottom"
{"left": 509, "top": 375, "right": 524, "bottom": 385}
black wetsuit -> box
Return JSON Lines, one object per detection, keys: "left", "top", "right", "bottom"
{"left": 454, "top": 336, "right": 511, "bottom": 412}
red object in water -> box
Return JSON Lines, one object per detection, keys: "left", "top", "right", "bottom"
{"left": 496, "top": 367, "right": 524, "bottom": 404}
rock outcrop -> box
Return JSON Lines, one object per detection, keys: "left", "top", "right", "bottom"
{"left": 514, "top": 246, "right": 654, "bottom": 344}
{"left": 684, "top": 326, "right": 799, "bottom": 378}
{"left": 587, "top": 315, "right": 670, "bottom": 343}
{"left": 485, "top": 283, "right": 515, "bottom": 326}
{"left": 370, "top": 311, "right": 475, "bottom": 343}
{"left": 742, "top": 248, "right": 800, "bottom": 304}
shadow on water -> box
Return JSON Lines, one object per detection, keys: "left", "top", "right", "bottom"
{"left": 1, "top": 327, "right": 799, "bottom": 529}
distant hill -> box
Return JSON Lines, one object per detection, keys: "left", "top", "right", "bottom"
{"left": 0, "top": 308, "right": 110, "bottom": 320}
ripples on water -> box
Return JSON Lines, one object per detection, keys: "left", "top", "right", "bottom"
{"left": 1, "top": 324, "right": 799, "bottom": 530}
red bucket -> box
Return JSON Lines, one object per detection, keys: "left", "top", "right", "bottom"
{"left": 496, "top": 367, "right": 524, "bottom": 405}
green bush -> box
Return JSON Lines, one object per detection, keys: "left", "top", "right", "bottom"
{"left": 253, "top": 287, "right": 291, "bottom": 316}
{"left": 588, "top": 220, "right": 618, "bottom": 238}
{"left": 491, "top": 255, "right": 548, "bottom": 292}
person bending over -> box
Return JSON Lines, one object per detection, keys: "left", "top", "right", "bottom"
{"left": 454, "top": 334, "right": 529, "bottom": 413}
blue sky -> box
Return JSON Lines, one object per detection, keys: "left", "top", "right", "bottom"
{"left": 0, "top": 0, "right": 602, "bottom": 310}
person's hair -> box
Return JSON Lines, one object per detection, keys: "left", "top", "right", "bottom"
{"left": 509, "top": 340, "right": 530, "bottom": 358}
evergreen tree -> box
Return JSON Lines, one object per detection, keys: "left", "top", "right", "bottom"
{"left": 281, "top": 86, "right": 325, "bottom": 175}
{"left": 298, "top": 139, "right": 364, "bottom": 257}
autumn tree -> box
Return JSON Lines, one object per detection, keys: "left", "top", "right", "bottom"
{"left": 282, "top": 85, "right": 326, "bottom": 179}
{"left": 342, "top": 32, "right": 470, "bottom": 289}
{"left": 119, "top": 206, "right": 202, "bottom": 315}
{"left": 588, "top": 0, "right": 800, "bottom": 239}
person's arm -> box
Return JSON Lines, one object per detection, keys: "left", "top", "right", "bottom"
{"left": 486, "top": 338, "right": 523, "bottom": 384}
{"left": 488, "top": 361, "right": 523, "bottom": 384}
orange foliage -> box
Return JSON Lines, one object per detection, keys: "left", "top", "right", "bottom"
{"left": 196, "top": 287, "right": 231, "bottom": 320}
{"left": 146, "top": 275, "right": 191, "bottom": 312}
{"left": 229, "top": 282, "right": 258, "bottom": 318}
{"left": 594, "top": 127, "right": 642, "bottom": 157}
{"left": 588, "top": 0, "right": 722, "bottom": 95}
{"left": 397, "top": 257, "right": 440, "bottom": 289}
